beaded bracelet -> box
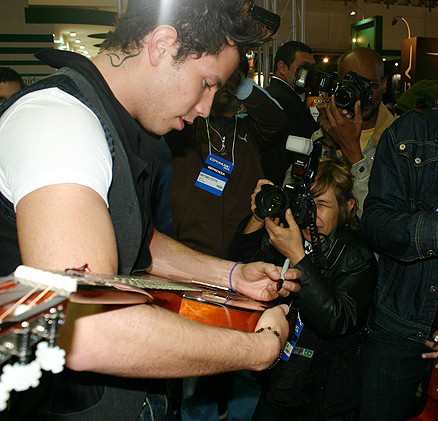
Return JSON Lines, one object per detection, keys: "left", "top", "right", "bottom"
{"left": 229, "top": 261, "right": 242, "bottom": 294}
{"left": 256, "top": 326, "right": 283, "bottom": 370}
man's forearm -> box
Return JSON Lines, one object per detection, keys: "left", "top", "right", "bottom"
{"left": 148, "top": 229, "right": 233, "bottom": 288}
{"left": 65, "top": 304, "right": 283, "bottom": 377}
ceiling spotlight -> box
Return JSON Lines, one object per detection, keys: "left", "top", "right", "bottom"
{"left": 69, "top": 32, "right": 76, "bottom": 37}
{"left": 395, "top": 62, "right": 399, "bottom": 66}
{"left": 79, "top": 45, "right": 85, "bottom": 49}
{"left": 348, "top": 6, "right": 364, "bottom": 20}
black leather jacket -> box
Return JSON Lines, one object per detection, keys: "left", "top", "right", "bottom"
{"left": 229, "top": 220, "right": 377, "bottom": 416}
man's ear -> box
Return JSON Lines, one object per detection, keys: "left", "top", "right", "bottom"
{"left": 381, "top": 75, "right": 388, "bottom": 94}
{"left": 276, "top": 60, "right": 288, "bottom": 76}
{"left": 146, "top": 25, "right": 178, "bottom": 66}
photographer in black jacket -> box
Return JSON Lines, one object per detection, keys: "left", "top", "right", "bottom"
{"left": 229, "top": 158, "right": 377, "bottom": 420}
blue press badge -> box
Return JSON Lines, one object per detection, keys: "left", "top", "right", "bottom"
{"left": 195, "top": 154, "right": 234, "bottom": 197}
{"left": 281, "top": 312, "right": 304, "bottom": 361}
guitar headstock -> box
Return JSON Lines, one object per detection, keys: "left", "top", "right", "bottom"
{"left": 0, "top": 266, "right": 78, "bottom": 410}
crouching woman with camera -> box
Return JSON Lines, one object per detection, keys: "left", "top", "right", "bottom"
{"left": 229, "top": 158, "right": 377, "bottom": 421}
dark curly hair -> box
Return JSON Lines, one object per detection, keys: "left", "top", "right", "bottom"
{"left": 101, "top": 0, "right": 273, "bottom": 60}
{"left": 272, "top": 41, "right": 313, "bottom": 74}
{"left": 0, "top": 67, "right": 25, "bottom": 88}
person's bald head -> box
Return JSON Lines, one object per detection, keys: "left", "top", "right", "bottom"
{"left": 338, "top": 48, "right": 384, "bottom": 81}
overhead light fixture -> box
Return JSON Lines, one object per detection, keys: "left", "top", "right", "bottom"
{"left": 392, "top": 16, "right": 411, "bottom": 39}
{"left": 69, "top": 32, "right": 77, "bottom": 37}
{"left": 348, "top": 3, "right": 364, "bottom": 20}
{"left": 322, "top": 57, "right": 329, "bottom": 63}
{"left": 75, "top": 39, "right": 81, "bottom": 44}
{"left": 79, "top": 45, "right": 85, "bottom": 49}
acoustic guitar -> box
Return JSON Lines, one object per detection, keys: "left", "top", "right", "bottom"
{"left": 0, "top": 264, "right": 275, "bottom": 407}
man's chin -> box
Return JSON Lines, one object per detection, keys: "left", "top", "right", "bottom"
{"left": 362, "top": 105, "right": 379, "bottom": 121}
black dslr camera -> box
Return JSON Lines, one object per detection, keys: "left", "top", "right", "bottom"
{"left": 334, "top": 71, "right": 373, "bottom": 115}
{"left": 294, "top": 65, "right": 337, "bottom": 95}
{"left": 254, "top": 131, "right": 323, "bottom": 227}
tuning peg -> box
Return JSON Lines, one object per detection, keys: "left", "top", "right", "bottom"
{"left": 0, "top": 383, "right": 10, "bottom": 412}
{"left": 0, "top": 360, "right": 42, "bottom": 392}
{"left": 35, "top": 342, "right": 66, "bottom": 374}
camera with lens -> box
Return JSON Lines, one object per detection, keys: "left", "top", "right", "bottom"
{"left": 294, "top": 64, "right": 337, "bottom": 95}
{"left": 334, "top": 71, "right": 373, "bottom": 116}
{"left": 254, "top": 130, "right": 323, "bottom": 227}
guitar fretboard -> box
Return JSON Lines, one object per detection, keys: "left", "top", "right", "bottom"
{"left": 73, "top": 272, "right": 206, "bottom": 292}
{"left": 11, "top": 266, "right": 218, "bottom": 294}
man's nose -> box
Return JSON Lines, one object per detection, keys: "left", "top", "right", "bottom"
{"left": 194, "top": 94, "right": 215, "bottom": 118}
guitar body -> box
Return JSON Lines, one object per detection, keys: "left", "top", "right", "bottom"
{"left": 151, "top": 290, "right": 266, "bottom": 332}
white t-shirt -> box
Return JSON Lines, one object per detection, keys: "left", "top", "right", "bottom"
{"left": 0, "top": 88, "right": 112, "bottom": 209}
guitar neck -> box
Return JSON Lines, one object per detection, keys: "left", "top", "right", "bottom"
{"left": 7, "top": 265, "right": 269, "bottom": 331}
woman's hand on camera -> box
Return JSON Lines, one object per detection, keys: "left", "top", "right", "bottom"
{"left": 250, "top": 179, "right": 274, "bottom": 215}
{"left": 244, "top": 179, "right": 274, "bottom": 234}
{"left": 265, "top": 209, "right": 306, "bottom": 266}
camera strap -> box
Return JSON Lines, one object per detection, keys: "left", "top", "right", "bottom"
{"left": 324, "top": 229, "right": 354, "bottom": 271}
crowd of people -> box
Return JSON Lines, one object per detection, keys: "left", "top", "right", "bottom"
{"left": 0, "top": 0, "right": 437, "bottom": 420}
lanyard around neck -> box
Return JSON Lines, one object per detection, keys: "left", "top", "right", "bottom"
{"left": 205, "top": 116, "right": 238, "bottom": 165}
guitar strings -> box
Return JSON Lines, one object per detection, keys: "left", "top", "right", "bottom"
{"left": 0, "top": 286, "right": 54, "bottom": 322}
{"left": 29, "top": 288, "right": 56, "bottom": 308}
